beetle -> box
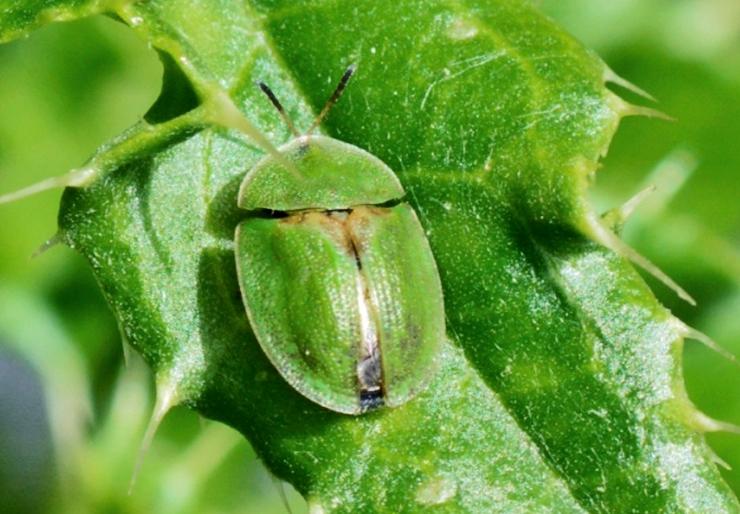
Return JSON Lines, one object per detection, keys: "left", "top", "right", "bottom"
{"left": 236, "top": 65, "right": 445, "bottom": 414}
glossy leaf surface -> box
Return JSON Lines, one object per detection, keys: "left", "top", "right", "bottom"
{"left": 1, "top": 0, "right": 738, "bottom": 511}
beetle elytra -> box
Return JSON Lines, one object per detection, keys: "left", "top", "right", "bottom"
{"left": 236, "top": 66, "right": 445, "bottom": 414}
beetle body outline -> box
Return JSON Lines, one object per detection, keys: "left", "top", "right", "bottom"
{"left": 235, "top": 69, "right": 445, "bottom": 414}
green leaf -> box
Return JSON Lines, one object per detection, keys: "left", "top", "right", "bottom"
{"left": 3, "top": 0, "right": 738, "bottom": 511}
{"left": 0, "top": 0, "right": 104, "bottom": 43}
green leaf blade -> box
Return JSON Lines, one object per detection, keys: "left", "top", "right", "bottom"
{"left": 17, "top": 0, "right": 734, "bottom": 511}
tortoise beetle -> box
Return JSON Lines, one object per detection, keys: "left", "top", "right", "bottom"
{"left": 236, "top": 66, "right": 445, "bottom": 414}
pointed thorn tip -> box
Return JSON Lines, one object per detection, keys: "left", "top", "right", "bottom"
{"left": 32, "top": 233, "right": 64, "bottom": 259}
{"left": 586, "top": 216, "right": 695, "bottom": 305}
{"left": 681, "top": 323, "right": 739, "bottom": 368}
{"left": 604, "top": 66, "right": 657, "bottom": 102}
{"left": 0, "top": 167, "right": 97, "bottom": 205}
{"left": 128, "top": 383, "right": 178, "bottom": 495}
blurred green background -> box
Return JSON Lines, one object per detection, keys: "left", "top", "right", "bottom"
{"left": 0, "top": 2, "right": 737, "bottom": 512}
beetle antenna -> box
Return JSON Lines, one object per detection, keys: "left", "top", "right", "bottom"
{"left": 258, "top": 82, "right": 300, "bottom": 137}
{"left": 306, "top": 64, "right": 356, "bottom": 134}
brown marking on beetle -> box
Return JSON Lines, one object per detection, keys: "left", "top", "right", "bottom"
{"left": 278, "top": 205, "right": 389, "bottom": 409}
{"left": 345, "top": 209, "right": 387, "bottom": 408}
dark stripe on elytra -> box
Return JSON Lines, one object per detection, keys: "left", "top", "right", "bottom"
{"left": 345, "top": 212, "right": 387, "bottom": 410}
{"left": 360, "top": 389, "right": 384, "bottom": 412}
